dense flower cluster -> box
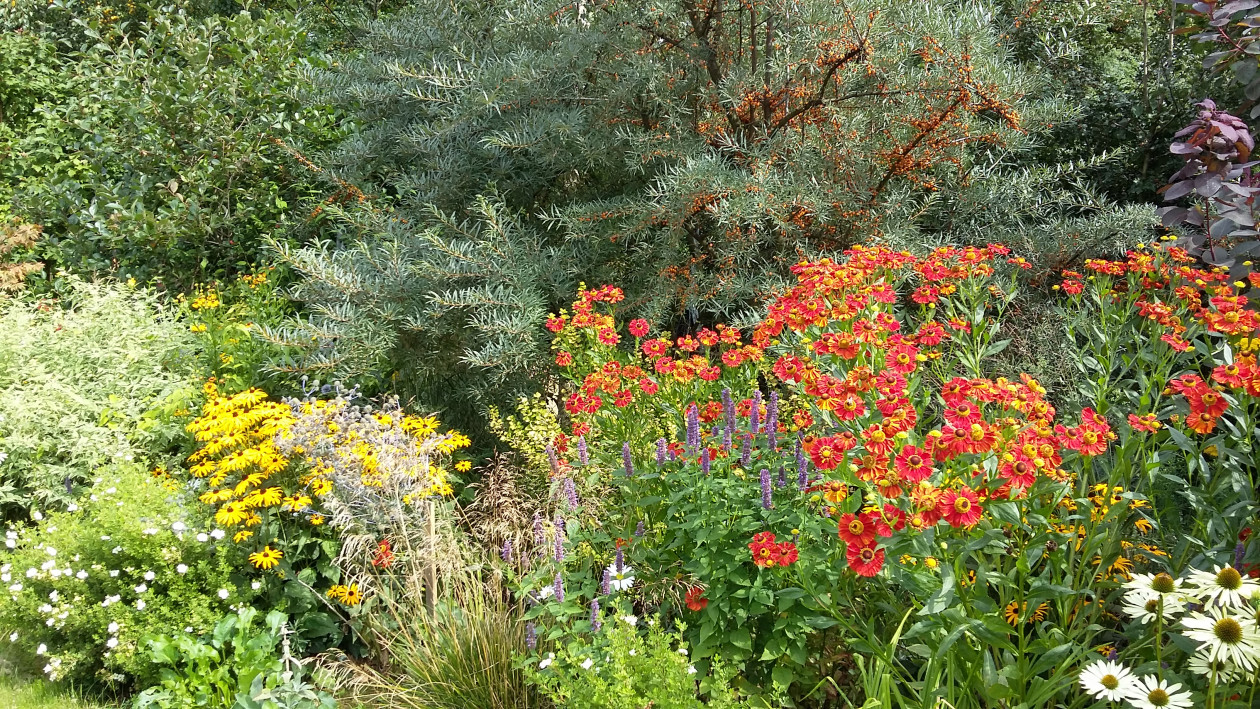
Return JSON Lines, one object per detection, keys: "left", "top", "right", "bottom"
{"left": 747, "top": 532, "right": 798, "bottom": 568}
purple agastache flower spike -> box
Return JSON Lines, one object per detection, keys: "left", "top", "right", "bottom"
{"left": 546, "top": 444, "right": 559, "bottom": 476}
{"left": 635, "top": 520, "right": 645, "bottom": 537}
{"left": 741, "top": 437, "right": 751, "bottom": 467}
{"left": 590, "top": 599, "right": 601, "bottom": 631}
{"left": 766, "top": 392, "right": 779, "bottom": 449}
{"left": 668, "top": 446, "right": 677, "bottom": 462}
{"left": 777, "top": 465, "right": 786, "bottom": 488}
{"left": 701, "top": 448, "right": 710, "bottom": 476}
{"left": 578, "top": 436, "right": 588, "bottom": 466}
{"left": 796, "top": 437, "right": 808, "bottom": 491}
{"left": 554, "top": 515, "right": 566, "bottom": 562}
{"left": 526, "top": 622, "right": 537, "bottom": 649}
{"left": 686, "top": 405, "right": 700, "bottom": 452}
{"left": 1235, "top": 542, "right": 1246, "bottom": 568}
{"left": 601, "top": 567, "right": 612, "bottom": 595}
{"left": 722, "top": 388, "right": 735, "bottom": 449}
{"left": 501, "top": 538, "right": 513, "bottom": 562}
{"left": 760, "top": 469, "right": 772, "bottom": 509}
{"left": 750, "top": 390, "right": 762, "bottom": 435}
{"left": 553, "top": 573, "right": 564, "bottom": 603}
{"left": 623, "top": 442, "right": 634, "bottom": 477}
{"left": 534, "top": 512, "right": 545, "bottom": 547}
{"left": 656, "top": 437, "right": 667, "bottom": 466}
{"left": 615, "top": 547, "right": 625, "bottom": 573}
{"left": 564, "top": 477, "right": 579, "bottom": 510}
{"left": 1107, "top": 647, "right": 1118, "bottom": 661}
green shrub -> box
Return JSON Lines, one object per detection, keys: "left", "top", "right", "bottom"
{"left": 133, "top": 606, "right": 335, "bottom": 709}
{"left": 0, "top": 277, "right": 193, "bottom": 516}
{"left": 529, "top": 614, "right": 753, "bottom": 709}
{"left": 0, "top": 465, "right": 251, "bottom": 689}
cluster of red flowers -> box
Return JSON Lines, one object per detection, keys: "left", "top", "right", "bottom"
{"left": 684, "top": 586, "right": 709, "bottom": 611}
{"left": 748, "top": 531, "right": 799, "bottom": 568}
{"left": 563, "top": 360, "right": 656, "bottom": 415}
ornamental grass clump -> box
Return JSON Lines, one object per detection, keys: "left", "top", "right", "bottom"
{"left": 506, "top": 240, "right": 1260, "bottom": 707}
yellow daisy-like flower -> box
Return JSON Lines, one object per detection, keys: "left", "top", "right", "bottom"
{"left": 309, "top": 514, "right": 325, "bottom": 526}
{"left": 233, "top": 530, "right": 254, "bottom": 543}
{"left": 454, "top": 460, "right": 472, "bottom": 472}
{"left": 282, "top": 494, "right": 312, "bottom": 511}
{"left": 249, "top": 546, "right": 283, "bottom": 570}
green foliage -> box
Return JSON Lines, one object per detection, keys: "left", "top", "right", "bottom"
{"left": 0, "top": 465, "right": 250, "bottom": 689}
{"left": 7, "top": 3, "right": 340, "bottom": 289}
{"left": 529, "top": 614, "right": 753, "bottom": 709}
{"left": 0, "top": 278, "right": 193, "bottom": 516}
{"left": 133, "top": 606, "right": 336, "bottom": 709}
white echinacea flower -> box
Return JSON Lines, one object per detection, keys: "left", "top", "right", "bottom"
{"left": 1124, "top": 675, "right": 1192, "bottom": 709}
{"left": 1180, "top": 605, "right": 1260, "bottom": 671}
{"left": 1185, "top": 564, "right": 1259, "bottom": 611}
{"left": 1078, "top": 660, "right": 1135, "bottom": 702}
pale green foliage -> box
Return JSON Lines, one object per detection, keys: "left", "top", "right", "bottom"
{"left": 133, "top": 606, "right": 336, "bottom": 709}
{"left": 0, "top": 465, "right": 247, "bottom": 688}
{"left": 530, "top": 615, "right": 754, "bottom": 709}
{"left": 0, "top": 278, "right": 194, "bottom": 514}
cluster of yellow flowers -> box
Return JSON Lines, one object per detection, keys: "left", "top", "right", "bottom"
{"left": 185, "top": 380, "right": 471, "bottom": 599}
{"left": 189, "top": 289, "right": 221, "bottom": 311}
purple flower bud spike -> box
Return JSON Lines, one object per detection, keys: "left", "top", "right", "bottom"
{"left": 526, "top": 622, "right": 537, "bottom": 649}
{"left": 701, "top": 448, "right": 710, "bottom": 476}
{"left": 623, "top": 442, "right": 634, "bottom": 477}
{"left": 686, "top": 405, "right": 700, "bottom": 452}
{"left": 554, "top": 515, "right": 566, "bottom": 562}
{"left": 554, "top": 573, "right": 565, "bottom": 603}
{"left": 590, "top": 599, "right": 601, "bottom": 631}
{"left": 635, "top": 520, "right": 645, "bottom": 537}
{"left": 1235, "top": 542, "right": 1246, "bottom": 569}
{"left": 601, "top": 567, "right": 612, "bottom": 595}
{"left": 578, "top": 436, "right": 588, "bottom": 466}
{"left": 777, "top": 465, "right": 786, "bottom": 488}
{"left": 564, "top": 477, "right": 579, "bottom": 510}
{"left": 615, "top": 547, "right": 625, "bottom": 573}
{"left": 741, "top": 437, "right": 751, "bottom": 467}
{"left": 750, "top": 390, "right": 762, "bottom": 435}
{"left": 501, "top": 538, "right": 513, "bottom": 562}
{"left": 766, "top": 392, "right": 779, "bottom": 449}
{"left": 722, "top": 388, "right": 735, "bottom": 449}
{"left": 760, "top": 469, "right": 772, "bottom": 509}
{"left": 656, "top": 437, "right": 667, "bottom": 466}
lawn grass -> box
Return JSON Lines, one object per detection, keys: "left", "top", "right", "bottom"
{"left": 0, "top": 675, "right": 116, "bottom": 709}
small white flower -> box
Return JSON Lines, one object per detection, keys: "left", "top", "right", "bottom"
{"left": 678, "top": 647, "right": 688, "bottom": 656}
{"left": 210, "top": 529, "right": 225, "bottom": 540}
{"left": 108, "top": 622, "right": 119, "bottom": 634}
{"left": 142, "top": 528, "right": 158, "bottom": 536}
{"left": 176, "top": 564, "right": 188, "bottom": 574}
{"left": 1124, "top": 675, "right": 1192, "bottom": 709}
{"left": 620, "top": 614, "right": 638, "bottom": 626}
{"left": 143, "top": 571, "right": 155, "bottom": 581}
{"left": 1078, "top": 660, "right": 1135, "bottom": 702}
{"left": 1, "top": 574, "right": 9, "bottom": 583}
{"left": 196, "top": 533, "right": 209, "bottom": 543}
{"left": 66, "top": 504, "right": 77, "bottom": 512}
{"left": 251, "top": 581, "right": 261, "bottom": 590}
{"left": 135, "top": 599, "right": 146, "bottom": 610}
{"left": 44, "top": 618, "right": 53, "bottom": 627}
{"left": 171, "top": 522, "right": 186, "bottom": 532}
{"left": 106, "top": 637, "right": 118, "bottom": 648}
{"left": 184, "top": 627, "right": 192, "bottom": 633}
{"left": 38, "top": 604, "right": 51, "bottom": 614}
{"left": 76, "top": 571, "right": 87, "bottom": 580}
{"left": 111, "top": 546, "right": 121, "bottom": 554}
{"left": 538, "top": 585, "right": 555, "bottom": 600}
{"left": 8, "top": 632, "right": 16, "bottom": 642}
{"left": 31, "top": 511, "right": 42, "bottom": 521}
{"left": 628, "top": 649, "right": 636, "bottom": 656}
{"left": 539, "top": 652, "right": 555, "bottom": 669}
{"left": 5, "top": 540, "right": 13, "bottom": 549}
{"left": 105, "top": 487, "right": 116, "bottom": 494}
{"left": 44, "top": 547, "right": 56, "bottom": 558}
{"left": 35, "top": 643, "right": 46, "bottom": 655}
{"left": 134, "top": 583, "right": 147, "bottom": 594}
{"left": 581, "top": 658, "right": 594, "bottom": 670}
{"left": 687, "top": 665, "right": 696, "bottom": 675}
{"left": 8, "top": 583, "right": 22, "bottom": 592}
{"left": 48, "top": 591, "right": 58, "bottom": 602}
{"left": 218, "top": 589, "right": 229, "bottom": 600}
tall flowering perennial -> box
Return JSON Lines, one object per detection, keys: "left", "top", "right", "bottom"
{"left": 521, "top": 242, "right": 1253, "bottom": 699}
{"left": 185, "top": 383, "right": 469, "bottom": 604}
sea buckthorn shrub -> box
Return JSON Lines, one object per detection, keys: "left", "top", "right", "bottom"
{"left": 512, "top": 243, "right": 1259, "bottom": 706}
{"left": 0, "top": 464, "right": 247, "bottom": 690}
{"left": 182, "top": 382, "right": 470, "bottom": 648}
{"left": 0, "top": 277, "right": 194, "bottom": 517}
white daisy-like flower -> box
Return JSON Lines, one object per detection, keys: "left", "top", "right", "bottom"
{"left": 1078, "top": 660, "right": 1136, "bottom": 702}
{"left": 143, "top": 571, "right": 155, "bottom": 581}
{"left": 196, "top": 533, "right": 209, "bottom": 543}
{"left": 580, "top": 658, "right": 594, "bottom": 670}
{"left": 135, "top": 599, "right": 146, "bottom": 610}
{"left": 8, "top": 583, "right": 22, "bottom": 592}
{"left": 75, "top": 571, "right": 87, "bottom": 580}
{"left": 537, "top": 585, "right": 555, "bottom": 600}
{"left": 107, "top": 622, "right": 118, "bottom": 634}
{"left": 210, "top": 529, "right": 225, "bottom": 540}
{"left": 8, "top": 632, "right": 16, "bottom": 642}
{"left": 1180, "top": 605, "right": 1260, "bottom": 670}
{"left": 1186, "top": 564, "right": 1260, "bottom": 611}
{"left": 44, "top": 547, "right": 56, "bottom": 558}
{"left": 687, "top": 665, "right": 697, "bottom": 675}
{"left": 35, "top": 643, "right": 46, "bottom": 655}
{"left": 1124, "top": 675, "right": 1192, "bottom": 709}
{"left": 176, "top": 564, "right": 188, "bottom": 574}
{"left": 1122, "top": 594, "right": 1186, "bottom": 624}
{"left": 106, "top": 637, "right": 118, "bottom": 649}
{"left": 171, "top": 522, "right": 186, "bottom": 532}
{"left": 1187, "top": 649, "right": 1247, "bottom": 682}
{"left": 134, "top": 584, "right": 147, "bottom": 594}
{"left": 621, "top": 614, "right": 638, "bottom": 626}
{"left": 31, "top": 511, "right": 42, "bottom": 521}
{"left": 217, "top": 589, "right": 229, "bottom": 600}
{"left": 538, "top": 652, "right": 555, "bottom": 669}
{"left": 1124, "top": 572, "right": 1182, "bottom": 604}
{"left": 605, "top": 564, "right": 636, "bottom": 592}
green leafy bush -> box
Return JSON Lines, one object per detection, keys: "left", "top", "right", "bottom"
{"left": 0, "top": 464, "right": 250, "bottom": 689}
{"left": 0, "top": 277, "right": 193, "bottom": 516}
{"left": 529, "top": 614, "right": 753, "bottom": 709}
{"left": 133, "top": 606, "right": 335, "bottom": 709}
